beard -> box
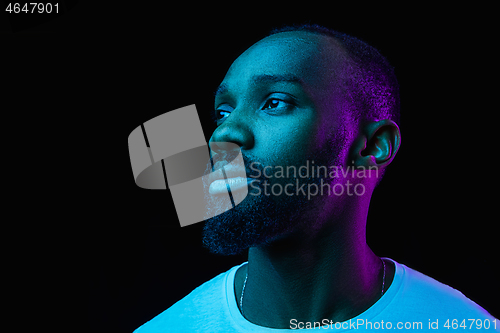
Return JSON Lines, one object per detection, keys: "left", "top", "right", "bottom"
{"left": 201, "top": 151, "right": 337, "bottom": 256}
{"left": 201, "top": 116, "right": 352, "bottom": 256}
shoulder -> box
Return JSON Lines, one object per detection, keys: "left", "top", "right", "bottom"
{"left": 394, "top": 261, "right": 496, "bottom": 320}
{"left": 133, "top": 264, "right": 241, "bottom": 333}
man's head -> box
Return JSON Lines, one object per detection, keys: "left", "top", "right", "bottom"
{"left": 202, "top": 24, "right": 401, "bottom": 255}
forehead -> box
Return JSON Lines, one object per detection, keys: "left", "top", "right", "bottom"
{"left": 222, "top": 31, "right": 344, "bottom": 90}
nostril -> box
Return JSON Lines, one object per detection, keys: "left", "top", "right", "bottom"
{"left": 209, "top": 141, "right": 240, "bottom": 152}
{"left": 209, "top": 142, "right": 242, "bottom": 157}
{"left": 209, "top": 141, "right": 243, "bottom": 168}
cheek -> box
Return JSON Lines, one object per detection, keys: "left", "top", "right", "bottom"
{"left": 310, "top": 106, "right": 349, "bottom": 163}
{"left": 311, "top": 107, "right": 336, "bottom": 145}
{"left": 254, "top": 113, "right": 317, "bottom": 166}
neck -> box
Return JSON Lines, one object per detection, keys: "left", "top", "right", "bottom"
{"left": 238, "top": 199, "right": 386, "bottom": 329}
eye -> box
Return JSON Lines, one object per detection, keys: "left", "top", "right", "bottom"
{"left": 262, "top": 98, "right": 287, "bottom": 110}
{"left": 212, "top": 104, "right": 233, "bottom": 124}
{"left": 219, "top": 110, "right": 230, "bottom": 119}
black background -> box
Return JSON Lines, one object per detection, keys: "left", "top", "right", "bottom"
{"left": 3, "top": 3, "right": 498, "bottom": 332}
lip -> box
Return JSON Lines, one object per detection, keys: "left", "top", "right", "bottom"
{"left": 207, "top": 161, "right": 256, "bottom": 195}
{"left": 207, "top": 161, "right": 247, "bottom": 185}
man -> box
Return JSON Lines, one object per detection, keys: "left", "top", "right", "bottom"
{"left": 135, "top": 24, "right": 498, "bottom": 331}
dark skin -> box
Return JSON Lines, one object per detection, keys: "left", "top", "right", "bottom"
{"left": 209, "top": 31, "right": 401, "bottom": 329}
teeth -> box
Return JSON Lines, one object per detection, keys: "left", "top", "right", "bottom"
{"left": 209, "top": 177, "right": 251, "bottom": 194}
{"left": 226, "top": 177, "right": 246, "bottom": 186}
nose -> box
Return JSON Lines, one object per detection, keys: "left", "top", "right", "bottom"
{"left": 210, "top": 109, "right": 254, "bottom": 150}
{"left": 209, "top": 112, "right": 254, "bottom": 152}
{"left": 208, "top": 112, "right": 254, "bottom": 166}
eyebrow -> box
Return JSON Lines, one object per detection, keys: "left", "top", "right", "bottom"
{"left": 214, "top": 74, "right": 303, "bottom": 98}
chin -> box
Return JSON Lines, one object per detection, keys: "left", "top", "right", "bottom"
{"left": 201, "top": 187, "right": 310, "bottom": 256}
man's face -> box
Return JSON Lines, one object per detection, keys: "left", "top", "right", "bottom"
{"left": 202, "top": 32, "right": 351, "bottom": 255}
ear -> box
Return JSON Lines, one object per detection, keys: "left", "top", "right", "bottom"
{"left": 350, "top": 119, "right": 401, "bottom": 169}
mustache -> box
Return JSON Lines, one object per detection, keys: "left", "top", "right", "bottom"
{"left": 242, "top": 154, "right": 268, "bottom": 180}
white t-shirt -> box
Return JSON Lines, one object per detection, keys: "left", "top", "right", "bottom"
{"left": 134, "top": 258, "right": 499, "bottom": 332}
